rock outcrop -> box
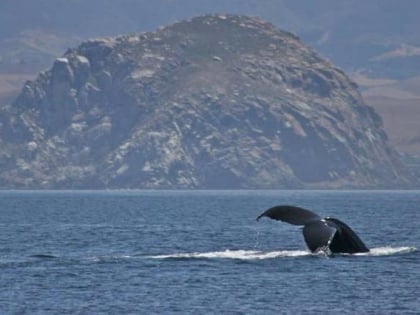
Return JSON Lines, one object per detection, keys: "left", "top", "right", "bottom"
{"left": 0, "top": 15, "right": 411, "bottom": 188}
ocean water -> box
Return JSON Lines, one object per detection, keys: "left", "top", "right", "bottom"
{"left": 0, "top": 190, "right": 418, "bottom": 314}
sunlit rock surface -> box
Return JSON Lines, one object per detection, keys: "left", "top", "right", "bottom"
{"left": 0, "top": 15, "right": 411, "bottom": 188}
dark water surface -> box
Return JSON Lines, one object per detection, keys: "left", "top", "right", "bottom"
{"left": 0, "top": 190, "right": 418, "bottom": 314}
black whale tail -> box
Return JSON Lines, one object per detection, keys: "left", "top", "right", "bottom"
{"left": 256, "top": 205, "right": 321, "bottom": 225}
{"left": 257, "top": 205, "right": 369, "bottom": 254}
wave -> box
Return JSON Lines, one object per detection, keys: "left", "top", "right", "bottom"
{"left": 148, "top": 249, "right": 312, "bottom": 260}
{"left": 147, "top": 246, "right": 416, "bottom": 260}
{"left": 29, "top": 254, "right": 58, "bottom": 259}
{"left": 354, "top": 246, "right": 416, "bottom": 256}
{"left": 2, "top": 247, "right": 413, "bottom": 266}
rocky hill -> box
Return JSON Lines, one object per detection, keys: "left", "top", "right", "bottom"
{"left": 2, "top": 1, "right": 420, "bottom": 164}
{"left": 0, "top": 15, "right": 412, "bottom": 188}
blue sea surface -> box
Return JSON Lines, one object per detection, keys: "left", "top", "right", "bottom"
{"left": 0, "top": 190, "right": 418, "bottom": 314}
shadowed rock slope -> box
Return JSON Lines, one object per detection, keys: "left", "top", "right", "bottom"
{"left": 0, "top": 15, "right": 411, "bottom": 188}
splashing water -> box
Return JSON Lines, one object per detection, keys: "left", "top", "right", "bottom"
{"left": 147, "top": 249, "right": 310, "bottom": 260}
{"left": 147, "top": 246, "right": 416, "bottom": 260}
{"left": 355, "top": 246, "right": 416, "bottom": 256}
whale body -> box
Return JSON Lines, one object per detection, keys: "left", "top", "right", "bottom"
{"left": 257, "top": 205, "right": 369, "bottom": 254}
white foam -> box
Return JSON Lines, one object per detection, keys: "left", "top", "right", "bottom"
{"left": 147, "top": 249, "right": 311, "bottom": 260}
{"left": 148, "top": 246, "right": 416, "bottom": 260}
{"left": 354, "top": 246, "right": 416, "bottom": 256}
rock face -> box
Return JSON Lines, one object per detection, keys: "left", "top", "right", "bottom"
{"left": 0, "top": 15, "right": 411, "bottom": 188}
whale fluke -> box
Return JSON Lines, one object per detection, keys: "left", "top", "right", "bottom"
{"left": 302, "top": 220, "right": 336, "bottom": 252}
{"left": 257, "top": 205, "right": 369, "bottom": 254}
{"left": 256, "top": 205, "right": 321, "bottom": 225}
